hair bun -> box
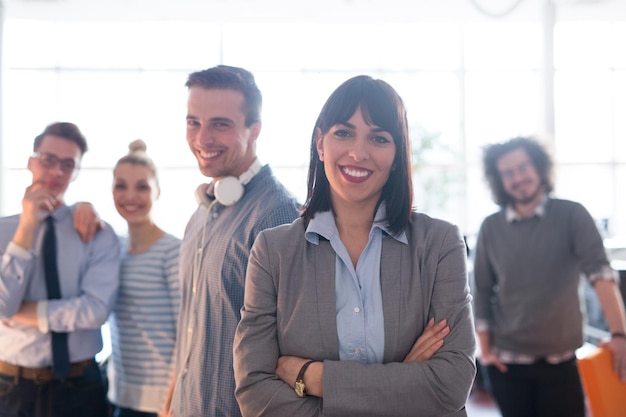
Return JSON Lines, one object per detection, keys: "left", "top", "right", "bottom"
{"left": 128, "top": 139, "right": 147, "bottom": 154}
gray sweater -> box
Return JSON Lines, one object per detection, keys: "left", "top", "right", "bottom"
{"left": 472, "top": 198, "right": 612, "bottom": 356}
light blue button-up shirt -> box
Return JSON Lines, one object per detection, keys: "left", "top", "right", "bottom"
{"left": 305, "top": 205, "right": 408, "bottom": 364}
{"left": 0, "top": 204, "right": 120, "bottom": 367}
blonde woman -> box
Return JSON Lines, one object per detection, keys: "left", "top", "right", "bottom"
{"left": 107, "top": 141, "right": 180, "bottom": 417}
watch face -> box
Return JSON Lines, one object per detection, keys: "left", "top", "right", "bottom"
{"left": 295, "top": 380, "right": 305, "bottom": 397}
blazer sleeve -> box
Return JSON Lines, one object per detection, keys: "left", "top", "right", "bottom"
{"left": 234, "top": 219, "right": 476, "bottom": 417}
{"left": 234, "top": 229, "right": 323, "bottom": 417}
{"left": 321, "top": 221, "right": 476, "bottom": 417}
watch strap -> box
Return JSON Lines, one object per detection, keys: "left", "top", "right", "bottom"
{"left": 294, "top": 359, "right": 318, "bottom": 397}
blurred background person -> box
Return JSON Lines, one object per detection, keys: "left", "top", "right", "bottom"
{"left": 107, "top": 140, "right": 181, "bottom": 417}
{"left": 0, "top": 122, "right": 119, "bottom": 417}
{"left": 472, "top": 137, "right": 626, "bottom": 417}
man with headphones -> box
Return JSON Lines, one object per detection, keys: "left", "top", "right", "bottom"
{"left": 161, "top": 65, "right": 299, "bottom": 417}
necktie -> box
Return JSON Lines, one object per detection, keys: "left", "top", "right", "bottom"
{"left": 42, "top": 216, "right": 71, "bottom": 380}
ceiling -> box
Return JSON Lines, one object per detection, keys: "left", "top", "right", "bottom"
{"left": 2, "top": 0, "right": 625, "bottom": 23}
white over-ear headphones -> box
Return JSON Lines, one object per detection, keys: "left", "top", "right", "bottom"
{"left": 195, "top": 158, "right": 263, "bottom": 207}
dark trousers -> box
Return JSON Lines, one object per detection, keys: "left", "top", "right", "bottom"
{"left": 112, "top": 406, "right": 157, "bottom": 417}
{"left": 486, "top": 358, "right": 586, "bottom": 417}
{"left": 0, "top": 362, "right": 107, "bottom": 417}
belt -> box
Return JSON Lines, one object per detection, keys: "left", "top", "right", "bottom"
{"left": 0, "top": 358, "right": 95, "bottom": 382}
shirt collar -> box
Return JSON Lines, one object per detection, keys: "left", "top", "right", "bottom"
{"left": 305, "top": 204, "right": 408, "bottom": 245}
{"left": 204, "top": 182, "right": 217, "bottom": 201}
{"left": 39, "top": 204, "right": 70, "bottom": 223}
{"left": 505, "top": 195, "right": 548, "bottom": 223}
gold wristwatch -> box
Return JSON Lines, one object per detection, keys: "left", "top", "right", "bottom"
{"left": 294, "top": 360, "right": 317, "bottom": 397}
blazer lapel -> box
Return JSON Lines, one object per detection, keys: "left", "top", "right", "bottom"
{"left": 315, "top": 239, "right": 340, "bottom": 359}
{"left": 381, "top": 234, "right": 405, "bottom": 363}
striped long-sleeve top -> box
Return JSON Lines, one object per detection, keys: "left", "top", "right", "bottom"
{"left": 107, "top": 232, "right": 181, "bottom": 413}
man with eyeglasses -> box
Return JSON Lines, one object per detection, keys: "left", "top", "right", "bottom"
{"left": 472, "top": 136, "right": 626, "bottom": 417}
{"left": 0, "top": 122, "right": 120, "bottom": 417}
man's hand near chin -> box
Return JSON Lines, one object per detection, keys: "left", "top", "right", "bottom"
{"left": 13, "top": 181, "right": 58, "bottom": 250}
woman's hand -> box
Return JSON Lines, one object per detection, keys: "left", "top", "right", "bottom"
{"left": 73, "top": 202, "right": 103, "bottom": 242}
{"left": 276, "top": 356, "right": 307, "bottom": 388}
{"left": 276, "top": 356, "right": 323, "bottom": 397}
{"left": 403, "top": 318, "right": 450, "bottom": 363}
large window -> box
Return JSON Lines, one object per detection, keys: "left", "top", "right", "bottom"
{"left": 553, "top": 21, "right": 626, "bottom": 235}
{"left": 2, "top": 16, "right": 626, "bottom": 240}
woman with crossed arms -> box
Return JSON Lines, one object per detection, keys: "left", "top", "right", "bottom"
{"left": 233, "top": 75, "right": 476, "bottom": 417}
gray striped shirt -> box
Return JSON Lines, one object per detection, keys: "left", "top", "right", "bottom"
{"left": 171, "top": 165, "right": 299, "bottom": 417}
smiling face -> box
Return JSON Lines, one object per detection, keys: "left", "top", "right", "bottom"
{"left": 186, "top": 86, "right": 260, "bottom": 180}
{"left": 316, "top": 107, "right": 396, "bottom": 212}
{"left": 112, "top": 163, "right": 159, "bottom": 225}
{"left": 497, "top": 147, "right": 544, "bottom": 207}
{"left": 28, "top": 135, "right": 82, "bottom": 202}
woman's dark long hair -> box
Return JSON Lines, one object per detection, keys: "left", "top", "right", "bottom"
{"left": 300, "top": 75, "right": 413, "bottom": 235}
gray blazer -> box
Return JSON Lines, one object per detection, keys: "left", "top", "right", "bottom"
{"left": 234, "top": 213, "right": 476, "bottom": 417}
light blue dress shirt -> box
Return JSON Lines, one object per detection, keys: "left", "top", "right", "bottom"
{"left": 0, "top": 204, "right": 120, "bottom": 367}
{"left": 305, "top": 205, "right": 408, "bottom": 364}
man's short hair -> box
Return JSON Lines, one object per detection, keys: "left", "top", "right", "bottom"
{"left": 185, "top": 65, "right": 262, "bottom": 127}
{"left": 33, "top": 122, "right": 88, "bottom": 155}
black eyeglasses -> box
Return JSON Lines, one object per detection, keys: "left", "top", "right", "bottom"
{"left": 31, "top": 152, "right": 79, "bottom": 174}
{"left": 499, "top": 161, "right": 532, "bottom": 181}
